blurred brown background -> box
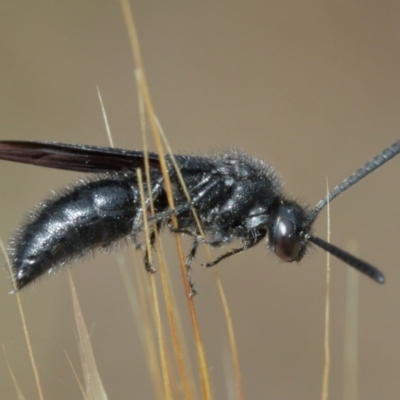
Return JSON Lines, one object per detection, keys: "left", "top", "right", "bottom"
{"left": 0, "top": 2, "right": 399, "bottom": 399}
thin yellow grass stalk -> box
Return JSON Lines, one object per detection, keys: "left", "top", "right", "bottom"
{"left": 321, "top": 179, "right": 331, "bottom": 400}
{"left": 0, "top": 238, "right": 45, "bottom": 400}
{"left": 120, "top": 2, "right": 213, "bottom": 398}
{"left": 343, "top": 240, "right": 359, "bottom": 400}
{"left": 68, "top": 271, "right": 108, "bottom": 400}
{"left": 3, "top": 344, "right": 27, "bottom": 400}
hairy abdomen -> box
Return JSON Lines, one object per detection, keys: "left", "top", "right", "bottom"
{"left": 9, "top": 173, "right": 138, "bottom": 289}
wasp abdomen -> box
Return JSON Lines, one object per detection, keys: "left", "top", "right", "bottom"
{"left": 9, "top": 173, "right": 138, "bottom": 289}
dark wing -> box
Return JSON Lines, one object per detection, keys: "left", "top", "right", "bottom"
{"left": 0, "top": 141, "right": 161, "bottom": 173}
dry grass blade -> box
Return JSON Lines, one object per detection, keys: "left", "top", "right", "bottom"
{"left": 214, "top": 272, "right": 243, "bottom": 400}
{"left": 136, "top": 169, "right": 173, "bottom": 399}
{"left": 343, "top": 241, "right": 359, "bottom": 400}
{"left": 0, "top": 238, "right": 45, "bottom": 400}
{"left": 64, "top": 350, "right": 86, "bottom": 399}
{"left": 117, "top": 253, "right": 165, "bottom": 400}
{"left": 2, "top": 344, "right": 27, "bottom": 400}
{"left": 157, "top": 253, "right": 197, "bottom": 399}
{"left": 135, "top": 69, "right": 196, "bottom": 398}
{"left": 98, "top": 77, "right": 167, "bottom": 399}
{"left": 96, "top": 85, "right": 115, "bottom": 148}
{"left": 120, "top": 1, "right": 212, "bottom": 398}
{"left": 68, "top": 271, "right": 108, "bottom": 400}
{"left": 321, "top": 180, "right": 331, "bottom": 400}
{"left": 153, "top": 117, "right": 243, "bottom": 399}
{"left": 99, "top": 77, "right": 170, "bottom": 398}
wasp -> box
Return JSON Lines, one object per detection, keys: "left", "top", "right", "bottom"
{"left": 0, "top": 140, "right": 398, "bottom": 292}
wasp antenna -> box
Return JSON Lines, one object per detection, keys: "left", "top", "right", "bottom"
{"left": 310, "top": 140, "right": 400, "bottom": 221}
{"left": 308, "top": 235, "right": 385, "bottom": 284}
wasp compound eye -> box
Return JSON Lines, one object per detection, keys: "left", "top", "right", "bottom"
{"left": 273, "top": 217, "right": 301, "bottom": 261}
{"left": 272, "top": 203, "right": 305, "bottom": 262}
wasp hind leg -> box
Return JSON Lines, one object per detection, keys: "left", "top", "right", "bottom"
{"left": 142, "top": 221, "right": 162, "bottom": 274}
{"left": 185, "top": 239, "right": 199, "bottom": 297}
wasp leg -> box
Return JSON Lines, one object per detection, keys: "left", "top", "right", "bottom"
{"left": 202, "top": 233, "right": 266, "bottom": 267}
{"left": 185, "top": 239, "right": 199, "bottom": 296}
{"left": 167, "top": 225, "right": 200, "bottom": 295}
{"left": 142, "top": 221, "right": 161, "bottom": 273}
{"left": 131, "top": 175, "right": 164, "bottom": 272}
{"left": 169, "top": 227, "right": 229, "bottom": 247}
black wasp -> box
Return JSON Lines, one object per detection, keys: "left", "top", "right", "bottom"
{"left": 0, "top": 140, "right": 398, "bottom": 292}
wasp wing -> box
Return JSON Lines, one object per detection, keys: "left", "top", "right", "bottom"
{"left": 0, "top": 141, "right": 162, "bottom": 173}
